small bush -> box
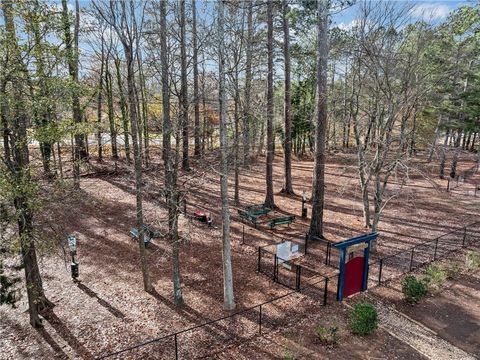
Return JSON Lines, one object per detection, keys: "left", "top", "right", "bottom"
{"left": 283, "top": 351, "right": 297, "bottom": 360}
{"left": 402, "top": 275, "right": 428, "bottom": 304}
{"left": 349, "top": 302, "right": 378, "bottom": 336}
{"left": 425, "top": 264, "right": 447, "bottom": 288}
{"left": 466, "top": 251, "right": 480, "bottom": 269}
{"left": 315, "top": 325, "right": 340, "bottom": 345}
{"left": 446, "top": 262, "right": 461, "bottom": 280}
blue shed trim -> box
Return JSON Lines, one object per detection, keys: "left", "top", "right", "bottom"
{"left": 334, "top": 232, "right": 379, "bottom": 301}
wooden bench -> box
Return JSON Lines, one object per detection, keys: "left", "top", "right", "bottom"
{"left": 237, "top": 209, "right": 261, "bottom": 228}
{"left": 268, "top": 215, "right": 295, "bottom": 229}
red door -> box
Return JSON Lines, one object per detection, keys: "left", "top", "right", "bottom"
{"left": 344, "top": 256, "right": 364, "bottom": 298}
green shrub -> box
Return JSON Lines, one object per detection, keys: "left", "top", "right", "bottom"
{"left": 349, "top": 302, "right": 378, "bottom": 336}
{"left": 283, "top": 351, "right": 297, "bottom": 360}
{"left": 466, "top": 251, "right": 480, "bottom": 269}
{"left": 446, "top": 262, "right": 461, "bottom": 280}
{"left": 315, "top": 325, "right": 340, "bottom": 345}
{"left": 402, "top": 275, "right": 428, "bottom": 303}
{"left": 425, "top": 264, "right": 447, "bottom": 288}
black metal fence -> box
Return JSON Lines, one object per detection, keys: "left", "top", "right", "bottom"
{"left": 368, "top": 222, "right": 480, "bottom": 287}
{"left": 97, "top": 222, "right": 479, "bottom": 359}
{"left": 97, "top": 270, "right": 335, "bottom": 360}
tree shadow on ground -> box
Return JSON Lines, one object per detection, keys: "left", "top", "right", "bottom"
{"left": 76, "top": 281, "right": 125, "bottom": 319}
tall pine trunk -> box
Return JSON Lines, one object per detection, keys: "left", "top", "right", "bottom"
{"left": 114, "top": 57, "right": 131, "bottom": 164}
{"left": 309, "top": 0, "right": 329, "bottom": 238}
{"left": 105, "top": 59, "right": 118, "bottom": 159}
{"left": 62, "top": 0, "right": 84, "bottom": 189}
{"left": 218, "top": 0, "right": 235, "bottom": 311}
{"left": 264, "top": 0, "right": 275, "bottom": 209}
{"left": 161, "top": 0, "right": 183, "bottom": 305}
{"left": 282, "top": 0, "right": 294, "bottom": 195}
{"left": 192, "top": 0, "right": 201, "bottom": 158}
{"left": 2, "top": 0, "right": 52, "bottom": 327}
{"left": 243, "top": 1, "right": 253, "bottom": 164}
{"left": 180, "top": 1, "right": 190, "bottom": 170}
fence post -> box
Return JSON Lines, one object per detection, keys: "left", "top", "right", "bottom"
{"left": 378, "top": 259, "right": 383, "bottom": 285}
{"left": 273, "top": 254, "right": 278, "bottom": 282}
{"left": 409, "top": 248, "right": 415, "bottom": 271}
{"left": 325, "top": 243, "right": 330, "bottom": 265}
{"left": 462, "top": 226, "right": 467, "bottom": 247}
{"left": 434, "top": 238, "right": 439, "bottom": 260}
{"left": 259, "top": 304, "right": 263, "bottom": 334}
{"left": 296, "top": 265, "right": 301, "bottom": 291}
{"left": 323, "top": 277, "right": 329, "bottom": 306}
{"left": 305, "top": 233, "right": 308, "bottom": 255}
{"left": 174, "top": 333, "right": 178, "bottom": 360}
{"left": 257, "top": 247, "right": 261, "bottom": 273}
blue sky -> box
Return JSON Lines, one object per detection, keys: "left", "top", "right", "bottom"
{"left": 332, "top": 1, "right": 472, "bottom": 29}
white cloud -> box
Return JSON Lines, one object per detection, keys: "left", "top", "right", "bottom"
{"left": 337, "top": 19, "right": 361, "bottom": 30}
{"left": 410, "top": 3, "right": 451, "bottom": 20}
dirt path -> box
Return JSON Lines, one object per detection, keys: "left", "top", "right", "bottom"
{"left": 370, "top": 298, "right": 476, "bottom": 360}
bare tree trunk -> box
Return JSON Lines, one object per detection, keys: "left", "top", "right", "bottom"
{"left": 97, "top": 37, "right": 105, "bottom": 161}
{"left": 105, "top": 58, "right": 118, "bottom": 159}
{"left": 0, "top": 80, "right": 11, "bottom": 164}
{"left": 201, "top": 55, "right": 207, "bottom": 157}
{"left": 62, "top": 0, "right": 85, "bottom": 189}
{"left": 2, "top": 0, "right": 53, "bottom": 327}
{"left": 192, "top": 0, "right": 200, "bottom": 158}
{"left": 264, "top": 0, "right": 275, "bottom": 209}
{"left": 282, "top": 0, "right": 294, "bottom": 195}
{"left": 309, "top": 0, "right": 329, "bottom": 238}
{"left": 180, "top": 0, "right": 190, "bottom": 170}
{"left": 234, "top": 73, "right": 240, "bottom": 206}
{"left": 161, "top": 0, "right": 183, "bottom": 305}
{"left": 32, "top": 0, "right": 53, "bottom": 178}
{"left": 114, "top": 56, "right": 131, "bottom": 164}
{"left": 218, "top": 0, "right": 235, "bottom": 311}
{"left": 243, "top": 0, "right": 253, "bottom": 164}
{"left": 96, "top": 0, "right": 153, "bottom": 292}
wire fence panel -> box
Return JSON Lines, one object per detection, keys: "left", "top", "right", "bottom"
{"left": 368, "top": 260, "right": 381, "bottom": 287}
{"left": 466, "top": 223, "right": 480, "bottom": 245}
{"left": 381, "top": 251, "right": 412, "bottom": 282}
{"left": 276, "top": 260, "right": 298, "bottom": 290}
{"left": 178, "top": 309, "right": 259, "bottom": 359}
{"left": 261, "top": 293, "right": 304, "bottom": 333}
{"left": 103, "top": 336, "right": 176, "bottom": 360}
{"left": 412, "top": 241, "right": 435, "bottom": 269}
{"left": 436, "top": 231, "right": 462, "bottom": 259}
{"left": 326, "top": 275, "right": 339, "bottom": 304}
{"left": 258, "top": 247, "right": 275, "bottom": 279}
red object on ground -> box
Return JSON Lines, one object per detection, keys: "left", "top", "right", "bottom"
{"left": 194, "top": 211, "right": 206, "bottom": 219}
{"left": 344, "top": 256, "right": 364, "bottom": 298}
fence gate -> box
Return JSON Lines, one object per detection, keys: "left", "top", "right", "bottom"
{"left": 333, "top": 233, "right": 379, "bottom": 301}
